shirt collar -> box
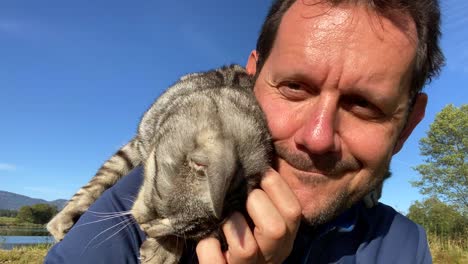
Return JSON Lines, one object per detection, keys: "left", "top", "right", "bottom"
{"left": 316, "top": 202, "right": 361, "bottom": 237}
{"left": 332, "top": 202, "right": 360, "bottom": 232}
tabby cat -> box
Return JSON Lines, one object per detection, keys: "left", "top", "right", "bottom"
{"left": 47, "top": 65, "right": 273, "bottom": 263}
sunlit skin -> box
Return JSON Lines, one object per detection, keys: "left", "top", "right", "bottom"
{"left": 249, "top": 1, "right": 425, "bottom": 225}
{"left": 197, "top": 1, "right": 427, "bottom": 263}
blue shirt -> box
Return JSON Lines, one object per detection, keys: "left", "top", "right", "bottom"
{"left": 45, "top": 167, "right": 432, "bottom": 263}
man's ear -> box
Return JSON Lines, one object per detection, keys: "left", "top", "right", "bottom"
{"left": 246, "top": 50, "right": 258, "bottom": 75}
{"left": 393, "top": 93, "right": 428, "bottom": 154}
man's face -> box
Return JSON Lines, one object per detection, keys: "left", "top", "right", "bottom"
{"left": 247, "top": 1, "right": 425, "bottom": 224}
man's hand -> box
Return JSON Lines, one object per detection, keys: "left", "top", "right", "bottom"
{"left": 196, "top": 169, "right": 302, "bottom": 263}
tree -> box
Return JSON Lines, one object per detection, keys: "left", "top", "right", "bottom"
{"left": 31, "top": 203, "right": 58, "bottom": 224}
{"left": 0, "top": 209, "right": 18, "bottom": 217}
{"left": 407, "top": 197, "right": 467, "bottom": 238}
{"left": 16, "top": 204, "right": 58, "bottom": 224}
{"left": 17, "top": 206, "right": 35, "bottom": 223}
{"left": 412, "top": 104, "right": 467, "bottom": 213}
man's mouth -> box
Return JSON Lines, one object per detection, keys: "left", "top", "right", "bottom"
{"left": 274, "top": 143, "right": 361, "bottom": 179}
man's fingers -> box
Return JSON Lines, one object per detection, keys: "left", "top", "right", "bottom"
{"left": 222, "top": 212, "right": 259, "bottom": 264}
{"left": 245, "top": 168, "right": 301, "bottom": 262}
{"left": 246, "top": 189, "right": 287, "bottom": 259}
{"left": 197, "top": 168, "right": 301, "bottom": 264}
{"left": 260, "top": 168, "right": 302, "bottom": 234}
{"left": 196, "top": 237, "right": 226, "bottom": 264}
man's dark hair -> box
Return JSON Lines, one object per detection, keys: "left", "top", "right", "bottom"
{"left": 255, "top": 0, "right": 445, "bottom": 99}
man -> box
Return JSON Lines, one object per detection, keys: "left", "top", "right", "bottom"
{"left": 46, "top": 0, "right": 444, "bottom": 263}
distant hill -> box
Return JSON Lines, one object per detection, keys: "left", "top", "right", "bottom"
{"left": 0, "top": 190, "right": 67, "bottom": 211}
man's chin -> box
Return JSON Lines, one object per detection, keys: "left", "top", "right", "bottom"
{"left": 284, "top": 169, "right": 354, "bottom": 226}
{"left": 300, "top": 189, "right": 351, "bottom": 227}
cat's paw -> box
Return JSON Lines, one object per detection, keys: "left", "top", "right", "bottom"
{"left": 139, "top": 237, "right": 182, "bottom": 264}
{"left": 46, "top": 211, "right": 77, "bottom": 241}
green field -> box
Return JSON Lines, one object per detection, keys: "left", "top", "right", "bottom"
{"left": 0, "top": 217, "right": 43, "bottom": 228}
{"left": 0, "top": 233, "right": 465, "bottom": 264}
{"left": 0, "top": 244, "right": 52, "bottom": 264}
{"left": 429, "top": 233, "right": 468, "bottom": 264}
{"left": 0, "top": 217, "right": 19, "bottom": 226}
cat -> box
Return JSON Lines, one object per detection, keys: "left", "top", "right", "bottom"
{"left": 47, "top": 64, "right": 273, "bottom": 263}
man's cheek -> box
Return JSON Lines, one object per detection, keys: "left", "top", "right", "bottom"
{"left": 263, "top": 104, "right": 297, "bottom": 140}
{"left": 343, "top": 123, "right": 392, "bottom": 163}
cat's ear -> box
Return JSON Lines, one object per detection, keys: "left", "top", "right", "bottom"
{"left": 246, "top": 50, "right": 258, "bottom": 75}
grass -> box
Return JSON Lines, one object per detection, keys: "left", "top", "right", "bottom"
{"left": 0, "top": 217, "right": 43, "bottom": 228}
{"left": 0, "top": 244, "right": 52, "bottom": 264}
{"left": 429, "top": 233, "right": 468, "bottom": 264}
{"left": 0, "top": 218, "right": 19, "bottom": 226}
{"left": 0, "top": 231, "right": 465, "bottom": 263}
{"left": 0, "top": 217, "right": 52, "bottom": 263}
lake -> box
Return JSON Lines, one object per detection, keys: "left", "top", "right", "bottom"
{"left": 0, "top": 235, "right": 54, "bottom": 250}
{"left": 0, "top": 226, "right": 54, "bottom": 250}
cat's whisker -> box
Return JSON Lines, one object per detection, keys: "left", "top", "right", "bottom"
{"left": 86, "top": 209, "right": 131, "bottom": 216}
{"left": 83, "top": 218, "right": 134, "bottom": 251}
{"left": 94, "top": 211, "right": 132, "bottom": 218}
{"left": 122, "top": 197, "right": 136, "bottom": 204}
{"left": 87, "top": 213, "right": 132, "bottom": 219}
{"left": 75, "top": 213, "right": 132, "bottom": 227}
{"left": 128, "top": 194, "right": 136, "bottom": 198}
{"left": 127, "top": 215, "right": 138, "bottom": 226}
{"left": 94, "top": 219, "right": 134, "bottom": 248}
{"left": 91, "top": 214, "right": 129, "bottom": 219}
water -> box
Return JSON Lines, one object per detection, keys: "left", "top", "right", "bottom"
{"left": 0, "top": 226, "right": 54, "bottom": 250}
{"left": 0, "top": 236, "right": 54, "bottom": 250}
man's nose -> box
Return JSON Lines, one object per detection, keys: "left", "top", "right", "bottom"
{"left": 294, "top": 94, "right": 340, "bottom": 154}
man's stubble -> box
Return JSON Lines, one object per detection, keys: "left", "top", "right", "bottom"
{"left": 274, "top": 143, "right": 388, "bottom": 226}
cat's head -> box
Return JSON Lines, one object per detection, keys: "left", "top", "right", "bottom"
{"left": 132, "top": 127, "right": 248, "bottom": 240}
{"left": 131, "top": 65, "right": 271, "bottom": 240}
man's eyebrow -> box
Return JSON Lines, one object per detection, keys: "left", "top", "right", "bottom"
{"left": 268, "top": 68, "right": 324, "bottom": 87}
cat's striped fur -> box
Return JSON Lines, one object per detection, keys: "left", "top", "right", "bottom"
{"left": 47, "top": 65, "right": 272, "bottom": 263}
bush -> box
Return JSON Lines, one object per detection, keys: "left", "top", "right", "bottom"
{"left": 407, "top": 197, "right": 467, "bottom": 240}
{"left": 16, "top": 204, "right": 58, "bottom": 225}
{"left": 0, "top": 209, "right": 18, "bottom": 217}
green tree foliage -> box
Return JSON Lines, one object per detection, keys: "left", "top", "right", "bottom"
{"left": 0, "top": 209, "right": 18, "bottom": 217}
{"left": 16, "top": 204, "right": 58, "bottom": 224}
{"left": 407, "top": 197, "right": 467, "bottom": 239}
{"left": 412, "top": 104, "right": 467, "bottom": 213}
{"left": 17, "top": 206, "right": 35, "bottom": 223}
{"left": 31, "top": 204, "right": 58, "bottom": 224}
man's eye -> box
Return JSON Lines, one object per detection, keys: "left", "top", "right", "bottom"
{"left": 353, "top": 97, "right": 371, "bottom": 108}
{"left": 277, "top": 81, "right": 310, "bottom": 100}
{"left": 284, "top": 81, "right": 302, "bottom": 90}
{"left": 341, "top": 96, "right": 384, "bottom": 120}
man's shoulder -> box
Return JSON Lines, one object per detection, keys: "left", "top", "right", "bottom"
{"left": 361, "top": 202, "right": 419, "bottom": 233}
{"left": 355, "top": 202, "right": 432, "bottom": 263}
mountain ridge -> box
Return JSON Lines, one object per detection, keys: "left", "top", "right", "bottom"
{"left": 0, "top": 190, "right": 67, "bottom": 210}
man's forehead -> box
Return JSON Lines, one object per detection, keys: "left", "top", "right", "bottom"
{"left": 272, "top": 1, "right": 417, "bottom": 90}
{"left": 284, "top": 0, "right": 418, "bottom": 44}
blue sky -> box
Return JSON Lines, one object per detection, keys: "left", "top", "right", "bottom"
{"left": 0, "top": 0, "right": 466, "bottom": 214}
